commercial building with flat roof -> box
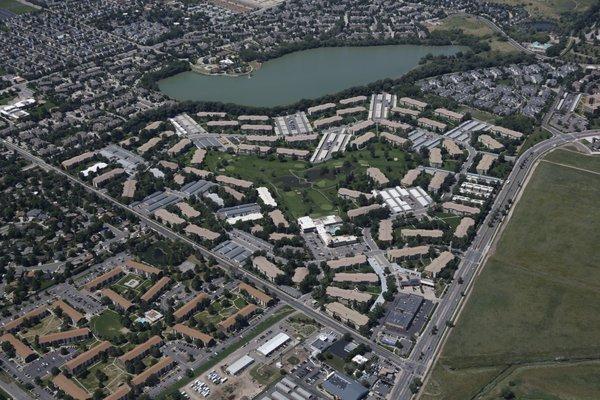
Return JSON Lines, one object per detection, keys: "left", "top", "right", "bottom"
{"left": 257, "top": 332, "right": 291, "bottom": 356}
{"left": 226, "top": 355, "right": 255, "bottom": 375}
{"left": 323, "top": 371, "right": 369, "bottom": 400}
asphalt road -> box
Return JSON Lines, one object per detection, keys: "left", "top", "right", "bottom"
{"left": 390, "top": 128, "right": 600, "bottom": 400}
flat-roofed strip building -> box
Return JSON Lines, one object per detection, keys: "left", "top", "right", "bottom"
{"left": 140, "top": 277, "right": 171, "bottom": 303}
{"left": 122, "top": 179, "right": 137, "bottom": 198}
{"left": 428, "top": 170, "right": 448, "bottom": 193}
{"left": 434, "top": 108, "right": 464, "bottom": 122}
{"left": 443, "top": 138, "right": 462, "bottom": 156}
{"left": 197, "top": 111, "right": 227, "bottom": 118}
{"left": 176, "top": 202, "right": 200, "bottom": 218}
{"left": 252, "top": 256, "right": 284, "bottom": 282}
{"left": 339, "top": 95, "right": 367, "bottom": 105}
{"left": 268, "top": 209, "right": 289, "bottom": 228}
{"left": 325, "top": 302, "right": 369, "bottom": 327}
{"left": 174, "top": 292, "right": 209, "bottom": 321}
{"left": 429, "top": 148, "right": 442, "bottom": 168}
{"left": 442, "top": 201, "right": 480, "bottom": 216}
{"left": 398, "top": 97, "right": 427, "bottom": 110}
{"left": 313, "top": 115, "right": 343, "bottom": 129}
{"left": 478, "top": 134, "right": 504, "bottom": 151}
{"left": 125, "top": 260, "right": 161, "bottom": 277}
{"left": 418, "top": 117, "right": 447, "bottom": 132}
{"left": 216, "top": 175, "right": 253, "bottom": 189}
{"left": 379, "top": 119, "right": 411, "bottom": 133}
{"left": 137, "top": 137, "right": 162, "bottom": 154}
{"left": 184, "top": 224, "right": 221, "bottom": 241}
{"left": 333, "top": 273, "right": 378, "bottom": 283}
{"left": 336, "top": 106, "right": 366, "bottom": 116}
{"left": 131, "top": 356, "right": 175, "bottom": 388}
{"left": 100, "top": 288, "right": 133, "bottom": 312}
{"left": 104, "top": 385, "right": 130, "bottom": 400}
{"left": 218, "top": 304, "right": 258, "bottom": 332}
{"left": 454, "top": 217, "right": 475, "bottom": 238}
{"left": 425, "top": 251, "right": 455, "bottom": 277}
{"left": 378, "top": 219, "right": 393, "bottom": 242}
{"left": 351, "top": 131, "right": 375, "bottom": 147}
{"left": 191, "top": 148, "right": 207, "bottom": 164}
{"left": 284, "top": 134, "right": 319, "bottom": 143}
{"left": 154, "top": 208, "right": 185, "bottom": 226}
{"left": 307, "top": 102, "right": 336, "bottom": 115}
{"left": 65, "top": 341, "right": 112, "bottom": 374}
{"left": 51, "top": 300, "right": 84, "bottom": 324}
{"left": 401, "top": 229, "right": 443, "bottom": 238}
{"left": 173, "top": 324, "right": 215, "bottom": 346}
{"left": 241, "top": 124, "right": 273, "bottom": 132}
{"left": 84, "top": 267, "right": 124, "bottom": 291}
{"left": 489, "top": 125, "right": 523, "bottom": 140}
{"left": 238, "top": 115, "right": 270, "bottom": 121}
{"left": 2, "top": 305, "right": 49, "bottom": 333}
{"left": 387, "top": 245, "right": 430, "bottom": 260}
{"left": 401, "top": 168, "right": 421, "bottom": 186}
{"left": 366, "top": 167, "right": 389, "bottom": 186}
{"left": 0, "top": 333, "right": 37, "bottom": 363}
{"left": 391, "top": 106, "right": 420, "bottom": 118}
{"left": 338, "top": 188, "right": 372, "bottom": 200}
{"left": 118, "top": 336, "right": 163, "bottom": 367}
{"left": 476, "top": 153, "right": 497, "bottom": 174}
{"left": 39, "top": 328, "right": 91, "bottom": 346}
{"left": 292, "top": 267, "right": 309, "bottom": 284}
{"left": 381, "top": 132, "right": 408, "bottom": 147}
{"left": 92, "top": 168, "right": 125, "bottom": 187}
{"left": 207, "top": 120, "right": 239, "bottom": 127}
{"left": 327, "top": 254, "right": 367, "bottom": 270}
{"left": 347, "top": 204, "right": 381, "bottom": 219}
{"left": 237, "top": 282, "right": 273, "bottom": 306}
{"left": 348, "top": 119, "right": 375, "bottom": 134}
{"left": 53, "top": 374, "right": 91, "bottom": 400}
{"left": 61, "top": 151, "right": 95, "bottom": 169}
{"left": 167, "top": 138, "right": 191, "bottom": 156}
{"left": 275, "top": 148, "right": 310, "bottom": 159}
{"left": 326, "top": 287, "right": 372, "bottom": 303}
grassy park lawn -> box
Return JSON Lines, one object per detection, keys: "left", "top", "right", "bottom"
{"left": 421, "top": 149, "right": 600, "bottom": 400}
{"left": 195, "top": 294, "right": 249, "bottom": 326}
{"left": 249, "top": 363, "right": 282, "bottom": 386}
{"left": 0, "top": 0, "right": 36, "bottom": 14}
{"left": 77, "top": 360, "right": 128, "bottom": 394}
{"left": 110, "top": 273, "right": 152, "bottom": 299}
{"left": 430, "top": 15, "right": 518, "bottom": 54}
{"left": 90, "top": 310, "right": 126, "bottom": 339}
{"left": 20, "top": 315, "right": 62, "bottom": 342}
{"left": 204, "top": 143, "right": 409, "bottom": 218}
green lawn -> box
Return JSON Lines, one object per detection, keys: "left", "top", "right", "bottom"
{"left": 205, "top": 142, "right": 409, "bottom": 218}
{"left": 422, "top": 149, "right": 600, "bottom": 400}
{"left": 90, "top": 310, "right": 125, "bottom": 339}
{"left": 0, "top": 0, "right": 36, "bottom": 14}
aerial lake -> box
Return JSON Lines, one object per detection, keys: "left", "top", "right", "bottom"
{"left": 158, "top": 44, "right": 465, "bottom": 107}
